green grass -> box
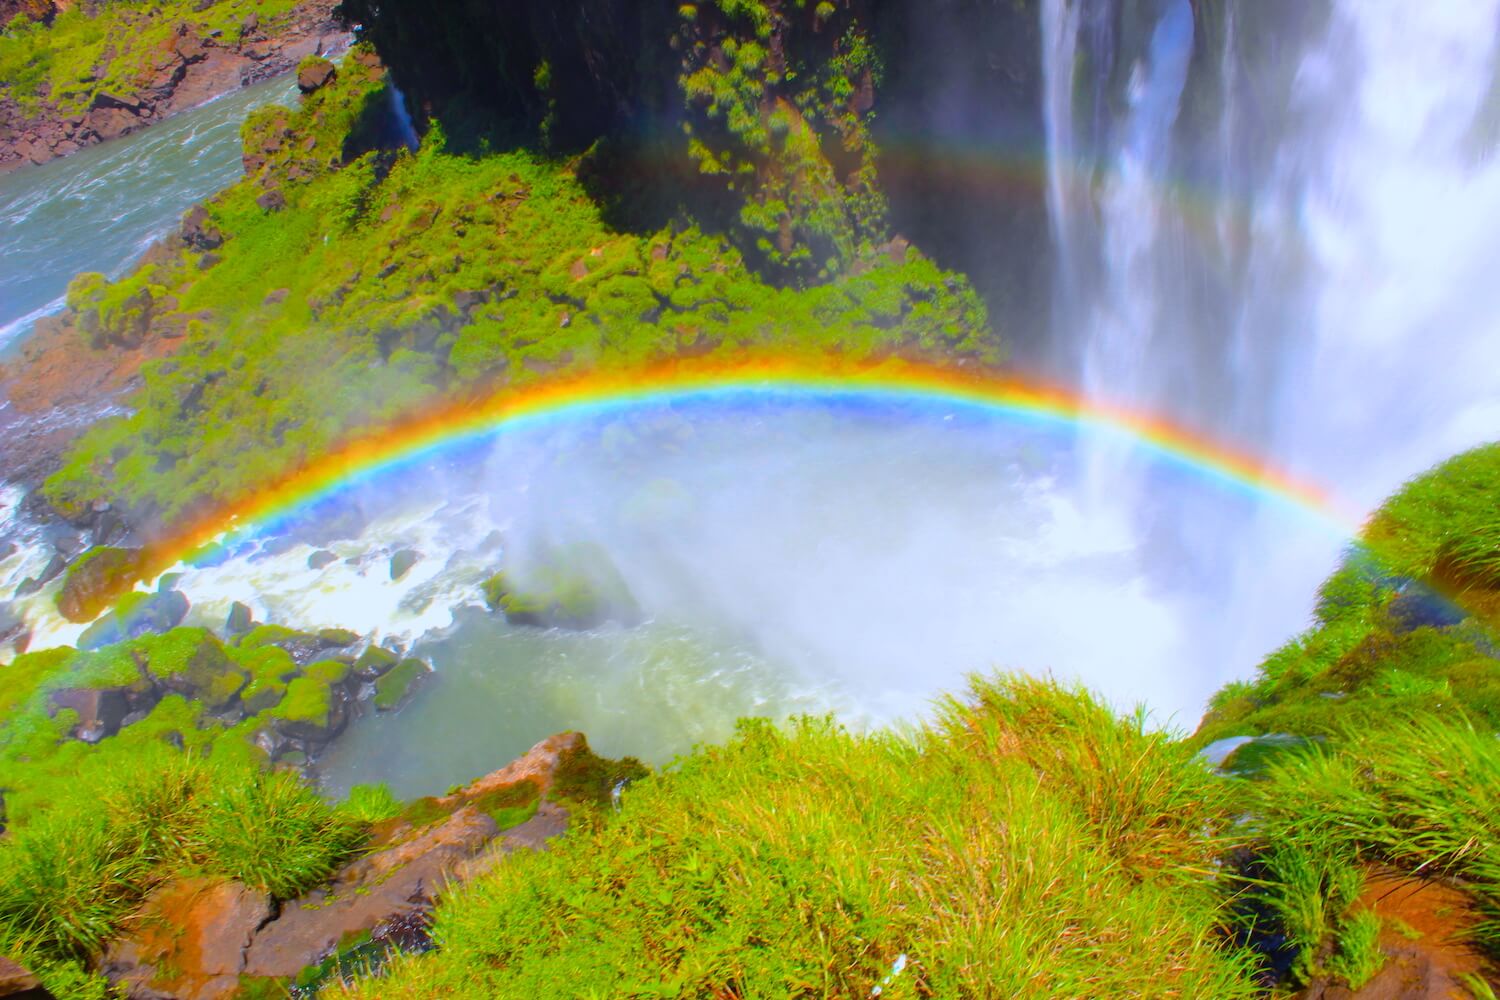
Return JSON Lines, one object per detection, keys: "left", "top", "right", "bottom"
{"left": 0, "top": 744, "right": 362, "bottom": 965}
{"left": 333, "top": 676, "right": 1259, "bottom": 999}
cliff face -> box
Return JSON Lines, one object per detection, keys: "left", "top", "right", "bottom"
{"left": 339, "top": 0, "right": 1051, "bottom": 315}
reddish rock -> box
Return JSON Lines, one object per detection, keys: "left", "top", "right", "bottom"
{"left": 437, "top": 730, "right": 585, "bottom": 808}
{"left": 101, "top": 879, "right": 272, "bottom": 1000}
{"left": 1297, "top": 871, "right": 1499, "bottom": 1000}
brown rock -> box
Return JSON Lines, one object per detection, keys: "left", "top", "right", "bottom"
{"left": 242, "top": 807, "right": 498, "bottom": 978}
{"left": 179, "top": 205, "right": 223, "bottom": 251}
{"left": 255, "top": 188, "right": 286, "bottom": 212}
{"left": 296, "top": 56, "right": 335, "bottom": 93}
{"left": 85, "top": 105, "right": 138, "bottom": 142}
{"left": 101, "top": 878, "right": 271, "bottom": 1000}
{"left": 1296, "top": 871, "right": 1499, "bottom": 1000}
{"left": 0, "top": 954, "right": 42, "bottom": 996}
{"left": 438, "top": 731, "right": 585, "bottom": 809}
{"left": 50, "top": 685, "right": 134, "bottom": 742}
{"left": 55, "top": 546, "right": 143, "bottom": 622}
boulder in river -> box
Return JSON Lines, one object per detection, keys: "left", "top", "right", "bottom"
{"left": 225, "top": 600, "right": 255, "bottom": 635}
{"left": 54, "top": 546, "right": 143, "bottom": 623}
{"left": 373, "top": 658, "right": 431, "bottom": 711}
{"left": 77, "top": 587, "right": 190, "bottom": 650}
{"left": 389, "top": 548, "right": 420, "bottom": 580}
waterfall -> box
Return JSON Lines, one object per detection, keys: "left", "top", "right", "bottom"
{"left": 1039, "top": 0, "right": 1500, "bottom": 679}
{"left": 1044, "top": 0, "right": 1500, "bottom": 504}
{"left": 387, "top": 83, "right": 420, "bottom": 151}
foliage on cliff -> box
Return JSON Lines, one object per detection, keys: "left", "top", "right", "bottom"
{"left": 41, "top": 48, "right": 995, "bottom": 530}
{"left": 337, "top": 676, "right": 1261, "bottom": 999}
{"left": 0, "top": 0, "right": 298, "bottom": 116}
{"left": 1197, "top": 443, "right": 1500, "bottom": 746}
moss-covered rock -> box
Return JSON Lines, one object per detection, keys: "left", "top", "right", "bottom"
{"left": 482, "top": 543, "right": 640, "bottom": 630}
{"left": 373, "top": 658, "right": 430, "bottom": 711}
{"left": 352, "top": 644, "right": 399, "bottom": 680}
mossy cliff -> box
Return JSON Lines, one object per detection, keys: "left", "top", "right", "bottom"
{"left": 35, "top": 42, "right": 994, "bottom": 542}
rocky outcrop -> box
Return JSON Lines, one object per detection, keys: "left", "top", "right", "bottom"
{"left": 0, "top": 0, "right": 351, "bottom": 174}
{"left": 100, "top": 879, "right": 272, "bottom": 1000}
{"left": 241, "top": 806, "right": 502, "bottom": 978}
{"left": 97, "top": 733, "right": 585, "bottom": 996}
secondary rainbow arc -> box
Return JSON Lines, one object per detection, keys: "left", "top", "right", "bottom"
{"left": 146, "top": 355, "right": 1362, "bottom": 583}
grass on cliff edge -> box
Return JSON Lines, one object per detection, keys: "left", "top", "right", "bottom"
{"left": 335, "top": 675, "right": 1262, "bottom": 999}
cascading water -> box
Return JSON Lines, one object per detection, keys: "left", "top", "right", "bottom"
{"left": 1040, "top": 0, "right": 1500, "bottom": 669}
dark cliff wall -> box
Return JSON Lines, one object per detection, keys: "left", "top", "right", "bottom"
{"left": 335, "top": 0, "right": 1053, "bottom": 333}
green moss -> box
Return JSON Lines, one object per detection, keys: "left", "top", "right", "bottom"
{"left": 373, "top": 659, "right": 430, "bottom": 711}
{"left": 353, "top": 644, "right": 399, "bottom": 677}
{"left": 273, "top": 676, "right": 333, "bottom": 726}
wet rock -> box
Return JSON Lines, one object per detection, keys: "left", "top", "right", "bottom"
{"left": 78, "top": 587, "right": 190, "bottom": 649}
{"left": 225, "top": 601, "right": 254, "bottom": 635}
{"left": 373, "top": 658, "right": 430, "bottom": 711}
{"left": 101, "top": 878, "right": 271, "bottom": 1000}
{"left": 351, "top": 643, "right": 398, "bottom": 680}
{"left": 243, "top": 807, "right": 496, "bottom": 978}
{"left": 50, "top": 686, "right": 132, "bottom": 742}
{"left": 307, "top": 549, "right": 338, "bottom": 570}
{"left": 317, "top": 627, "right": 360, "bottom": 647}
{"left": 1387, "top": 584, "right": 1467, "bottom": 633}
{"left": 1295, "top": 870, "right": 1495, "bottom": 1000}
{"left": 389, "top": 548, "right": 420, "bottom": 580}
{"left": 54, "top": 546, "right": 143, "bottom": 622}
{"left": 13, "top": 551, "right": 65, "bottom": 598}
{"left": 297, "top": 55, "right": 336, "bottom": 93}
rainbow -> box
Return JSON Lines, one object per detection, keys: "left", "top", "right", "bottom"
{"left": 146, "top": 354, "right": 1360, "bottom": 584}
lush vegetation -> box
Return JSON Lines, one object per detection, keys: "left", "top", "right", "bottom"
{"left": 1197, "top": 443, "right": 1500, "bottom": 746}
{"left": 42, "top": 48, "right": 995, "bottom": 532}
{"left": 0, "top": 0, "right": 298, "bottom": 116}
{"left": 336, "top": 676, "right": 1262, "bottom": 999}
